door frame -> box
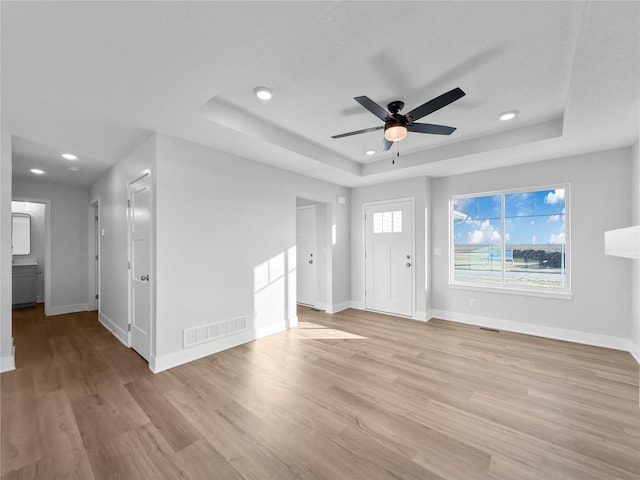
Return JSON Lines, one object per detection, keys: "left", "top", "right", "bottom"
{"left": 12, "top": 197, "right": 51, "bottom": 314}
{"left": 127, "top": 169, "right": 154, "bottom": 361}
{"left": 88, "top": 198, "right": 100, "bottom": 311}
{"left": 296, "top": 204, "right": 317, "bottom": 307}
{"left": 362, "top": 196, "right": 416, "bottom": 318}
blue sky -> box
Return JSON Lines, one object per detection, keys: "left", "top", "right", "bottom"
{"left": 453, "top": 189, "right": 566, "bottom": 245}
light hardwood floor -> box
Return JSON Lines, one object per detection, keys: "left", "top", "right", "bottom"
{"left": 1, "top": 304, "right": 639, "bottom": 479}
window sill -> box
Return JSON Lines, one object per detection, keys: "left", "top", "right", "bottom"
{"left": 449, "top": 282, "right": 573, "bottom": 300}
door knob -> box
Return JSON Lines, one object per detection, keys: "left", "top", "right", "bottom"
{"left": 140, "top": 275, "right": 149, "bottom": 281}
{"left": 406, "top": 263, "right": 411, "bottom": 267}
{"left": 308, "top": 260, "right": 313, "bottom": 264}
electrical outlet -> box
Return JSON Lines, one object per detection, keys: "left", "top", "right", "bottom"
{"left": 469, "top": 298, "right": 477, "bottom": 307}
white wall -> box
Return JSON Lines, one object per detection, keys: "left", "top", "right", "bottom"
{"left": 630, "top": 140, "right": 639, "bottom": 363}
{"left": 12, "top": 176, "right": 89, "bottom": 316}
{"left": 11, "top": 201, "right": 46, "bottom": 301}
{"left": 1, "top": 131, "right": 14, "bottom": 372}
{"left": 431, "top": 147, "right": 633, "bottom": 349}
{"left": 89, "top": 134, "right": 156, "bottom": 346}
{"left": 151, "top": 134, "right": 350, "bottom": 371}
{"left": 350, "top": 177, "right": 430, "bottom": 319}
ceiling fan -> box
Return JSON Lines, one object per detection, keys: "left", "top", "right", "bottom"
{"left": 332, "top": 87, "right": 466, "bottom": 151}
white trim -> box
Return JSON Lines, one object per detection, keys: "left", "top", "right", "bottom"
{"left": 414, "top": 310, "right": 428, "bottom": 321}
{"left": 88, "top": 198, "right": 100, "bottom": 311}
{"left": 314, "top": 301, "right": 327, "bottom": 311}
{"left": 288, "top": 315, "right": 299, "bottom": 328}
{"left": 151, "top": 322, "right": 289, "bottom": 374}
{"left": 47, "top": 303, "right": 88, "bottom": 316}
{"left": 327, "top": 300, "right": 356, "bottom": 314}
{"left": 449, "top": 283, "right": 573, "bottom": 300}
{"left": 0, "top": 343, "right": 15, "bottom": 373}
{"left": 430, "top": 309, "right": 631, "bottom": 352}
{"left": 362, "top": 196, "right": 416, "bottom": 318}
{"left": 630, "top": 340, "right": 640, "bottom": 366}
{"left": 13, "top": 196, "right": 51, "bottom": 316}
{"left": 255, "top": 321, "right": 287, "bottom": 339}
{"left": 98, "top": 312, "right": 130, "bottom": 347}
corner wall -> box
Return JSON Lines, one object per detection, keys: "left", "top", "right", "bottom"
{"left": 151, "top": 134, "right": 350, "bottom": 372}
{"left": 431, "top": 147, "right": 633, "bottom": 350}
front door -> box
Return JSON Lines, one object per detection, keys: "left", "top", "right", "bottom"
{"left": 365, "top": 199, "right": 413, "bottom": 317}
{"left": 296, "top": 205, "right": 316, "bottom": 306}
{"left": 128, "top": 171, "right": 152, "bottom": 361}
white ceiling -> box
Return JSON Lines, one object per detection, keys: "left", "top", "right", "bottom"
{"left": 2, "top": 1, "right": 638, "bottom": 188}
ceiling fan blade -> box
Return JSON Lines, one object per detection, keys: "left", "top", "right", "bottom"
{"left": 380, "top": 137, "right": 393, "bottom": 151}
{"left": 407, "top": 123, "right": 456, "bottom": 135}
{"left": 354, "top": 96, "right": 390, "bottom": 121}
{"left": 406, "top": 87, "right": 466, "bottom": 121}
{"left": 331, "top": 126, "right": 384, "bottom": 139}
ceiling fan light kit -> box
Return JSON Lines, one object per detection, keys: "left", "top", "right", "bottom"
{"left": 332, "top": 87, "right": 466, "bottom": 151}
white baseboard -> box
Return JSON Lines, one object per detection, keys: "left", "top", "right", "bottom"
{"left": 288, "top": 315, "right": 299, "bottom": 328}
{"left": 326, "top": 300, "right": 355, "bottom": 314}
{"left": 630, "top": 340, "right": 640, "bottom": 366}
{"left": 0, "top": 343, "right": 15, "bottom": 373}
{"left": 255, "top": 321, "right": 287, "bottom": 339}
{"left": 314, "top": 302, "right": 327, "bottom": 311}
{"left": 414, "top": 310, "right": 428, "bottom": 322}
{"left": 46, "top": 303, "right": 88, "bottom": 316}
{"left": 98, "top": 312, "right": 129, "bottom": 347}
{"left": 431, "top": 309, "right": 631, "bottom": 352}
{"left": 151, "top": 321, "right": 290, "bottom": 374}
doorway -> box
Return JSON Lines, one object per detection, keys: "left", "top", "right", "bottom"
{"left": 364, "top": 198, "right": 414, "bottom": 317}
{"left": 295, "top": 198, "right": 330, "bottom": 311}
{"left": 11, "top": 200, "right": 47, "bottom": 309}
{"left": 296, "top": 204, "right": 316, "bottom": 307}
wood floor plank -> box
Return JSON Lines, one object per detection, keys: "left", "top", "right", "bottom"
{"left": 2, "top": 304, "right": 639, "bottom": 479}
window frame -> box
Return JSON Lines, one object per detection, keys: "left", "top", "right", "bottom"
{"left": 449, "top": 184, "right": 571, "bottom": 299}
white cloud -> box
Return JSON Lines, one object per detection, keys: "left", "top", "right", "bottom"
{"left": 468, "top": 219, "right": 501, "bottom": 244}
{"left": 531, "top": 235, "right": 537, "bottom": 244}
{"left": 549, "top": 232, "right": 566, "bottom": 244}
{"left": 548, "top": 215, "right": 561, "bottom": 222}
{"left": 531, "top": 220, "right": 535, "bottom": 225}
{"left": 545, "top": 189, "right": 565, "bottom": 205}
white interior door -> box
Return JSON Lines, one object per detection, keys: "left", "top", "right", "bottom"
{"left": 296, "top": 205, "right": 316, "bottom": 306}
{"left": 128, "top": 172, "right": 152, "bottom": 361}
{"left": 365, "top": 199, "right": 413, "bottom": 317}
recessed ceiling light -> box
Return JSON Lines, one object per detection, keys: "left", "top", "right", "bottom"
{"left": 253, "top": 86, "right": 273, "bottom": 101}
{"left": 499, "top": 110, "right": 518, "bottom": 121}
{"left": 30, "top": 168, "right": 45, "bottom": 175}
{"left": 68, "top": 166, "right": 80, "bottom": 172}
{"left": 62, "top": 153, "right": 78, "bottom": 160}
{"left": 365, "top": 149, "right": 376, "bottom": 156}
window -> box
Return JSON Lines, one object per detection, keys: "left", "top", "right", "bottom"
{"left": 450, "top": 186, "right": 569, "bottom": 294}
{"left": 373, "top": 210, "right": 403, "bottom": 233}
